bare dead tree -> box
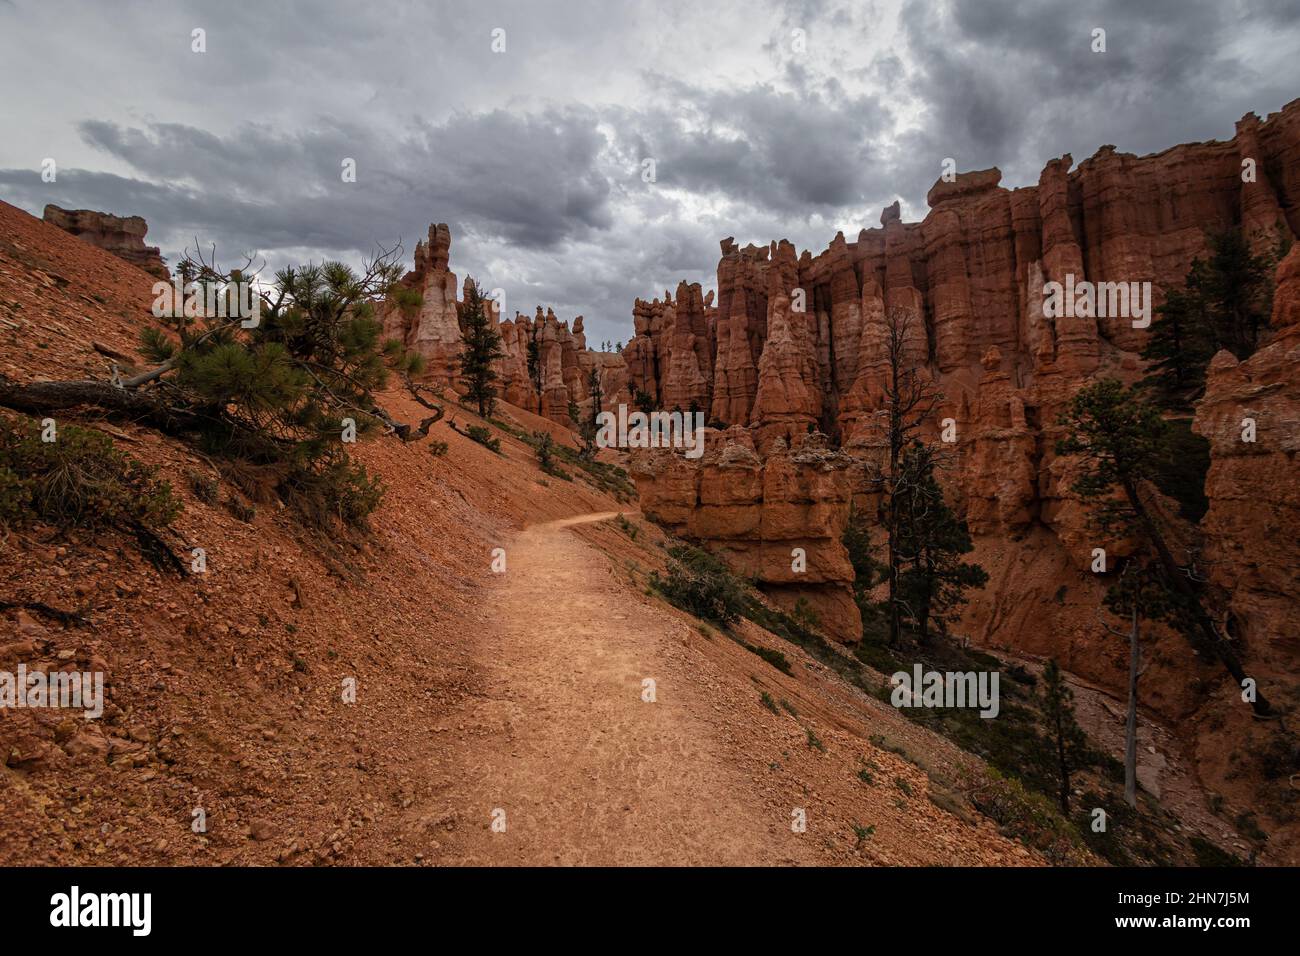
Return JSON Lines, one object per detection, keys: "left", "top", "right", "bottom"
{"left": 870, "top": 306, "right": 943, "bottom": 647}
{"left": 1097, "top": 561, "right": 1154, "bottom": 810}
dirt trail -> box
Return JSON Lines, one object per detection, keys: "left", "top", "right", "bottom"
{"left": 433, "top": 512, "right": 816, "bottom": 865}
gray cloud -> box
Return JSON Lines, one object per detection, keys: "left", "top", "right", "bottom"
{"left": 1, "top": 0, "right": 1298, "bottom": 347}
{"left": 896, "top": 0, "right": 1300, "bottom": 190}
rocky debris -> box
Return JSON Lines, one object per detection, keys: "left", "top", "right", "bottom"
{"left": 42, "top": 205, "right": 168, "bottom": 280}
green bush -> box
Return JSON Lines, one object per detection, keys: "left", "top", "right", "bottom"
{"left": 0, "top": 414, "right": 180, "bottom": 534}
{"left": 970, "top": 771, "right": 1090, "bottom": 864}
{"left": 747, "top": 643, "right": 792, "bottom": 674}
{"left": 281, "top": 451, "right": 384, "bottom": 530}
{"left": 534, "top": 431, "right": 554, "bottom": 470}
{"left": 187, "top": 469, "right": 219, "bottom": 504}
{"left": 0, "top": 464, "right": 32, "bottom": 530}
{"left": 650, "top": 543, "right": 748, "bottom": 627}
{"left": 466, "top": 424, "right": 501, "bottom": 454}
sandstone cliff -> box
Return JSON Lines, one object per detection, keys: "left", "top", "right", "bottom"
{"left": 42, "top": 204, "right": 168, "bottom": 280}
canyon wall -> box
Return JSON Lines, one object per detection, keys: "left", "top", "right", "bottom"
{"left": 1193, "top": 243, "right": 1300, "bottom": 706}
{"left": 627, "top": 100, "right": 1300, "bottom": 709}
{"left": 43, "top": 204, "right": 168, "bottom": 280}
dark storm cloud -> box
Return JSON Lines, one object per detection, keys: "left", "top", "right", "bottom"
{"left": 0, "top": 106, "right": 614, "bottom": 271}
{"left": 612, "top": 76, "right": 894, "bottom": 213}
{"left": 76, "top": 108, "right": 612, "bottom": 249}
{"left": 895, "top": 0, "right": 1300, "bottom": 190}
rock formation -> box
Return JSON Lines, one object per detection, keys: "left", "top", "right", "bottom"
{"left": 619, "top": 100, "right": 1300, "bottom": 704}
{"left": 42, "top": 204, "right": 168, "bottom": 280}
{"left": 1193, "top": 243, "right": 1300, "bottom": 706}
{"left": 381, "top": 223, "right": 462, "bottom": 383}
{"left": 380, "top": 223, "right": 627, "bottom": 425}
{"left": 622, "top": 282, "right": 716, "bottom": 414}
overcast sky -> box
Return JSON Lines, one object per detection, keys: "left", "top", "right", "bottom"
{"left": 2, "top": 0, "right": 1298, "bottom": 344}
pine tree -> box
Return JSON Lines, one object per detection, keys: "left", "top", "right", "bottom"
{"left": 873, "top": 307, "right": 941, "bottom": 647}
{"left": 526, "top": 324, "right": 543, "bottom": 401}
{"left": 1056, "top": 378, "right": 1270, "bottom": 715}
{"left": 1138, "top": 288, "right": 1213, "bottom": 410}
{"left": 1141, "top": 229, "right": 1284, "bottom": 409}
{"left": 1, "top": 244, "right": 445, "bottom": 537}
{"left": 459, "top": 279, "right": 504, "bottom": 418}
{"left": 842, "top": 503, "right": 888, "bottom": 640}
{"left": 1194, "top": 229, "right": 1279, "bottom": 360}
{"left": 580, "top": 366, "right": 603, "bottom": 459}
{"left": 1099, "top": 559, "right": 1175, "bottom": 808}
{"left": 1041, "top": 659, "right": 1087, "bottom": 813}
{"left": 895, "top": 441, "right": 988, "bottom": 643}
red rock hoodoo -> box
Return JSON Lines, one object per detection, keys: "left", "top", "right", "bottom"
{"left": 624, "top": 99, "right": 1300, "bottom": 708}
{"left": 379, "top": 223, "right": 627, "bottom": 425}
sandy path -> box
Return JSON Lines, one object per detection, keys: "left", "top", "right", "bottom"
{"left": 435, "top": 512, "right": 813, "bottom": 865}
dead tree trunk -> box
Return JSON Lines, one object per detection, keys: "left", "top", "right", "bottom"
{"left": 1125, "top": 604, "right": 1140, "bottom": 809}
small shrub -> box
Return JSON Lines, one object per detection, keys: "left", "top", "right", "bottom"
{"left": 791, "top": 597, "right": 821, "bottom": 629}
{"left": 747, "top": 643, "right": 792, "bottom": 675}
{"left": 281, "top": 452, "right": 383, "bottom": 530}
{"left": 779, "top": 698, "right": 798, "bottom": 717}
{"left": 1233, "top": 811, "right": 1268, "bottom": 843}
{"left": 857, "top": 768, "right": 874, "bottom": 785}
{"left": 535, "top": 431, "right": 554, "bottom": 470}
{"left": 428, "top": 440, "right": 448, "bottom": 457}
{"left": 0, "top": 414, "right": 180, "bottom": 534}
{"left": 895, "top": 777, "right": 914, "bottom": 797}
{"left": 852, "top": 823, "right": 875, "bottom": 847}
{"left": 0, "top": 464, "right": 31, "bottom": 531}
{"left": 759, "top": 692, "right": 779, "bottom": 715}
{"left": 649, "top": 543, "right": 748, "bottom": 627}
{"left": 1189, "top": 835, "right": 1244, "bottom": 867}
{"left": 225, "top": 496, "right": 256, "bottom": 523}
{"left": 187, "top": 469, "right": 219, "bottom": 504}
{"left": 466, "top": 424, "right": 501, "bottom": 454}
{"left": 970, "top": 771, "right": 1090, "bottom": 865}
{"left": 855, "top": 637, "right": 900, "bottom": 674}
{"left": 615, "top": 513, "right": 639, "bottom": 539}
{"left": 806, "top": 728, "right": 825, "bottom": 753}
{"left": 1251, "top": 733, "right": 1300, "bottom": 781}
